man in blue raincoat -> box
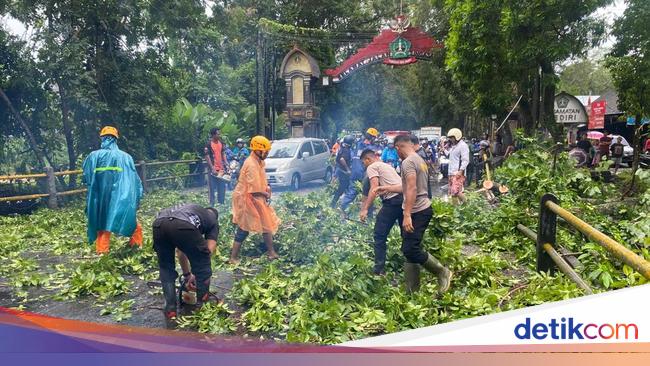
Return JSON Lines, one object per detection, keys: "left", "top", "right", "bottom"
{"left": 82, "top": 126, "right": 144, "bottom": 254}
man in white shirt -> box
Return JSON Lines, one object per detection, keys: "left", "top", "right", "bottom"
{"left": 447, "top": 128, "right": 470, "bottom": 205}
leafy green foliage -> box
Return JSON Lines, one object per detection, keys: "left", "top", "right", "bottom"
{"left": 558, "top": 59, "right": 615, "bottom": 96}
{"left": 100, "top": 299, "right": 136, "bottom": 322}
{"left": 445, "top": 0, "right": 611, "bottom": 133}
{"left": 56, "top": 268, "right": 131, "bottom": 301}
{"left": 177, "top": 302, "right": 237, "bottom": 334}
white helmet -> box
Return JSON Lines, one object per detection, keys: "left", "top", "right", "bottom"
{"left": 447, "top": 128, "right": 462, "bottom": 140}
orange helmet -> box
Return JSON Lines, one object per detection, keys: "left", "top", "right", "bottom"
{"left": 366, "top": 127, "right": 379, "bottom": 137}
{"left": 250, "top": 135, "right": 272, "bottom": 152}
{"left": 100, "top": 126, "right": 119, "bottom": 138}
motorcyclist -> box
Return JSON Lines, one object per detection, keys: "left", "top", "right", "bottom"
{"left": 232, "top": 138, "right": 250, "bottom": 161}
{"left": 381, "top": 141, "right": 399, "bottom": 168}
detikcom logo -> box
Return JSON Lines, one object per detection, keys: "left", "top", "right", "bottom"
{"left": 514, "top": 317, "right": 638, "bottom": 340}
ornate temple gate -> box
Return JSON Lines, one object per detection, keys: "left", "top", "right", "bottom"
{"left": 257, "top": 15, "right": 442, "bottom": 138}
{"left": 323, "top": 15, "right": 443, "bottom": 84}
{"left": 279, "top": 48, "right": 321, "bottom": 138}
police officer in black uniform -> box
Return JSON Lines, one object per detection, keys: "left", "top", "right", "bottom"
{"left": 331, "top": 135, "right": 355, "bottom": 209}
{"left": 152, "top": 203, "right": 219, "bottom": 323}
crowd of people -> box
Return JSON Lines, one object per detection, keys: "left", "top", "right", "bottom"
{"left": 81, "top": 124, "right": 515, "bottom": 327}
{"left": 329, "top": 128, "right": 513, "bottom": 212}
{"left": 569, "top": 130, "right": 627, "bottom": 173}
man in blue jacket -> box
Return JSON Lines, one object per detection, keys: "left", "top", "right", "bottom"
{"left": 342, "top": 128, "right": 381, "bottom": 216}
{"left": 381, "top": 141, "right": 399, "bottom": 168}
{"left": 82, "top": 126, "right": 143, "bottom": 254}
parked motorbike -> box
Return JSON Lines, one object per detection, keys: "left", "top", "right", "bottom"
{"left": 228, "top": 159, "right": 241, "bottom": 190}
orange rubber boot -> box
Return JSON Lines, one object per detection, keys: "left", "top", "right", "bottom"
{"left": 95, "top": 231, "right": 111, "bottom": 254}
{"left": 129, "top": 222, "right": 143, "bottom": 247}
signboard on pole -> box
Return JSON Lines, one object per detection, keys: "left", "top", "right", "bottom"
{"left": 589, "top": 100, "right": 606, "bottom": 129}
{"left": 626, "top": 116, "right": 650, "bottom": 126}
{"left": 554, "top": 92, "right": 588, "bottom": 124}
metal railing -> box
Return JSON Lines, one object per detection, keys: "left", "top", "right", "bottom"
{"left": 517, "top": 193, "right": 650, "bottom": 293}
{"left": 0, "top": 159, "right": 208, "bottom": 209}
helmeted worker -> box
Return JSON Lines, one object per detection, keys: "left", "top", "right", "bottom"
{"left": 229, "top": 136, "right": 281, "bottom": 264}
{"left": 82, "top": 126, "right": 143, "bottom": 254}
{"left": 152, "top": 203, "right": 219, "bottom": 325}
{"left": 447, "top": 128, "right": 470, "bottom": 205}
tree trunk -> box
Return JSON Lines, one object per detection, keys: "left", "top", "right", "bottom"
{"left": 0, "top": 86, "right": 49, "bottom": 169}
{"left": 58, "top": 82, "right": 77, "bottom": 188}
{"left": 255, "top": 30, "right": 265, "bottom": 136}
{"left": 518, "top": 99, "right": 535, "bottom": 135}
{"left": 543, "top": 78, "right": 562, "bottom": 141}
{"left": 531, "top": 67, "right": 540, "bottom": 129}
{"left": 626, "top": 115, "right": 642, "bottom": 195}
{"left": 540, "top": 62, "right": 562, "bottom": 142}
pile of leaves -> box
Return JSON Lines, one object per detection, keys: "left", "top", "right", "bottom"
{"left": 1, "top": 142, "right": 648, "bottom": 343}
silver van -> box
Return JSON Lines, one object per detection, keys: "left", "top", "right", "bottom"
{"left": 264, "top": 138, "right": 332, "bottom": 190}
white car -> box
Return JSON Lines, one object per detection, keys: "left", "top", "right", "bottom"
{"left": 264, "top": 138, "right": 332, "bottom": 190}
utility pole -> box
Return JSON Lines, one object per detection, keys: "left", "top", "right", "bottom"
{"left": 255, "top": 30, "right": 265, "bottom": 136}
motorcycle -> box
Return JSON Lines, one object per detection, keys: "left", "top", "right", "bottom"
{"left": 227, "top": 159, "right": 241, "bottom": 190}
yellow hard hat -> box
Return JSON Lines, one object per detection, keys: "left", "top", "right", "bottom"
{"left": 366, "top": 127, "right": 379, "bottom": 137}
{"left": 447, "top": 128, "right": 462, "bottom": 140}
{"left": 100, "top": 126, "right": 119, "bottom": 138}
{"left": 250, "top": 135, "right": 272, "bottom": 152}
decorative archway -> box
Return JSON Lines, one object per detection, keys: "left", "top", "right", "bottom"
{"left": 279, "top": 47, "right": 321, "bottom": 137}
{"left": 323, "top": 15, "right": 443, "bottom": 83}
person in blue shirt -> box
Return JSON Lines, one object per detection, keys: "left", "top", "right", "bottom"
{"left": 381, "top": 141, "right": 399, "bottom": 168}
{"left": 342, "top": 128, "right": 381, "bottom": 216}
{"left": 231, "top": 138, "right": 250, "bottom": 160}
{"left": 224, "top": 146, "right": 234, "bottom": 162}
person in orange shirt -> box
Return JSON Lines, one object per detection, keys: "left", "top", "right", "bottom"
{"left": 331, "top": 138, "right": 341, "bottom": 156}
{"left": 229, "top": 136, "right": 281, "bottom": 264}
{"left": 204, "top": 128, "right": 229, "bottom": 206}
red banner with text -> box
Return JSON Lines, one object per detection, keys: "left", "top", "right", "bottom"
{"left": 589, "top": 100, "right": 606, "bottom": 129}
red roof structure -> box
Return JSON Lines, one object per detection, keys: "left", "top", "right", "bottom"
{"left": 324, "top": 26, "right": 443, "bottom": 83}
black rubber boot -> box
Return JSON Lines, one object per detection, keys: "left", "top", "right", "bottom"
{"left": 161, "top": 282, "right": 178, "bottom": 329}
{"left": 404, "top": 262, "right": 421, "bottom": 294}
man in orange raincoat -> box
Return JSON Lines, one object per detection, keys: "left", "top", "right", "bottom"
{"left": 229, "top": 135, "right": 281, "bottom": 264}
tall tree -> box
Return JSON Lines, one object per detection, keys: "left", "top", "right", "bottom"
{"left": 445, "top": 0, "right": 611, "bottom": 138}
{"left": 0, "top": 27, "right": 52, "bottom": 169}
{"left": 606, "top": 0, "right": 650, "bottom": 192}
{"left": 558, "top": 59, "right": 615, "bottom": 96}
